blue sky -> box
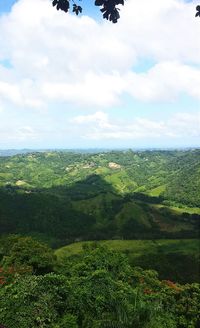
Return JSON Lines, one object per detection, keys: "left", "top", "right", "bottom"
{"left": 0, "top": 0, "right": 199, "bottom": 149}
{"left": 0, "top": 0, "right": 16, "bottom": 13}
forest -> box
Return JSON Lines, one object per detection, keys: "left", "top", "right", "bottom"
{"left": 0, "top": 235, "right": 199, "bottom": 328}
{"left": 0, "top": 149, "right": 199, "bottom": 327}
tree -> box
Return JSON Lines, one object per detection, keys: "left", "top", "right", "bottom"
{"left": 51, "top": 1, "right": 200, "bottom": 24}
{"left": 57, "top": 245, "right": 167, "bottom": 328}
{"left": 1, "top": 236, "right": 56, "bottom": 274}
{"left": 0, "top": 273, "right": 70, "bottom": 328}
{"left": 0, "top": 242, "right": 199, "bottom": 328}
{"left": 52, "top": 0, "right": 125, "bottom": 23}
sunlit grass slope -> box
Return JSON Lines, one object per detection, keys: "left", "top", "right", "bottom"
{"left": 55, "top": 239, "right": 199, "bottom": 259}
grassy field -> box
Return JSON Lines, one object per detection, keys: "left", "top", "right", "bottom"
{"left": 55, "top": 239, "right": 199, "bottom": 260}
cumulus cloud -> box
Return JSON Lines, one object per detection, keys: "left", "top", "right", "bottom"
{"left": 42, "top": 72, "right": 126, "bottom": 107}
{"left": 15, "top": 126, "right": 39, "bottom": 140}
{"left": 71, "top": 111, "right": 109, "bottom": 125}
{"left": 0, "top": 0, "right": 200, "bottom": 108}
{"left": 0, "top": 81, "right": 21, "bottom": 104}
{"left": 71, "top": 111, "right": 200, "bottom": 140}
{"left": 0, "top": 125, "right": 39, "bottom": 144}
{"left": 126, "top": 61, "right": 200, "bottom": 101}
{"left": 0, "top": 110, "right": 199, "bottom": 148}
{"left": 120, "top": 0, "right": 200, "bottom": 63}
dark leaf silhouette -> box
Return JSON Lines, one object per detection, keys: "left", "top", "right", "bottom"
{"left": 196, "top": 5, "right": 200, "bottom": 17}
{"left": 115, "top": 0, "right": 124, "bottom": 5}
{"left": 51, "top": 1, "right": 199, "bottom": 23}
{"left": 52, "top": 0, "right": 70, "bottom": 13}
{"left": 73, "top": 4, "right": 82, "bottom": 15}
{"left": 51, "top": 0, "right": 125, "bottom": 23}
{"left": 98, "top": 0, "right": 124, "bottom": 23}
{"left": 95, "top": 0, "right": 105, "bottom": 6}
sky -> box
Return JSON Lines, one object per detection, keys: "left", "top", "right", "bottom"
{"left": 0, "top": 0, "right": 200, "bottom": 149}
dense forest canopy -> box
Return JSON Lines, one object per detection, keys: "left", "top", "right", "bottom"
{"left": 0, "top": 236, "right": 199, "bottom": 328}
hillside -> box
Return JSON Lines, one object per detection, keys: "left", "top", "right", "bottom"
{"left": 55, "top": 239, "right": 200, "bottom": 283}
{"left": 0, "top": 149, "right": 199, "bottom": 245}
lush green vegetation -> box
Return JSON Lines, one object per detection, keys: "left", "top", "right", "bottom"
{"left": 56, "top": 239, "right": 200, "bottom": 284}
{"left": 0, "top": 235, "right": 199, "bottom": 328}
{"left": 0, "top": 150, "right": 199, "bottom": 246}
{"left": 0, "top": 148, "right": 199, "bottom": 327}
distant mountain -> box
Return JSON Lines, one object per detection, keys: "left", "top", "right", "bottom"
{"left": 1, "top": 147, "right": 199, "bottom": 157}
{"left": 0, "top": 149, "right": 33, "bottom": 156}
{"left": 0, "top": 148, "right": 120, "bottom": 157}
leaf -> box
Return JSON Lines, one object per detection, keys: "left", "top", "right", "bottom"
{"left": 196, "top": 5, "right": 200, "bottom": 17}
{"left": 52, "top": 0, "right": 58, "bottom": 7}
{"left": 103, "top": 11, "right": 109, "bottom": 20}
{"left": 115, "top": 0, "right": 124, "bottom": 5}
{"left": 95, "top": 0, "right": 104, "bottom": 6}
{"left": 73, "top": 4, "right": 82, "bottom": 15}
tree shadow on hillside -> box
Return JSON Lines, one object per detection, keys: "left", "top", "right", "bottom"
{"left": 0, "top": 174, "right": 198, "bottom": 247}
{"left": 0, "top": 175, "right": 117, "bottom": 246}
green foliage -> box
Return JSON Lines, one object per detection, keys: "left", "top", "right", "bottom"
{"left": 0, "top": 243, "right": 199, "bottom": 328}
{"left": 57, "top": 246, "right": 162, "bottom": 328}
{"left": 1, "top": 236, "right": 56, "bottom": 274}
{"left": 54, "top": 314, "right": 78, "bottom": 328}
{"left": 145, "top": 314, "right": 177, "bottom": 328}
{"left": 162, "top": 282, "right": 200, "bottom": 328}
{"left": 0, "top": 273, "right": 70, "bottom": 328}
{"left": 0, "top": 234, "right": 21, "bottom": 261}
{"left": 56, "top": 239, "right": 200, "bottom": 284}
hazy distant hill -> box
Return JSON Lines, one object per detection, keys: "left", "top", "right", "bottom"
{"left": 0, "top": 150, "right": 199, "bottom": 245}
{"left": 0, "top": 148, "right": 119, "bottom": 157}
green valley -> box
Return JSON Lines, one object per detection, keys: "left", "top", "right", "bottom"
{"left": 0, "top": 149, "right": 199, "bottom": 246}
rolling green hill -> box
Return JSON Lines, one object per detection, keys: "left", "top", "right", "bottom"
{"left": 55, "top": 239, "right": 199, "bottom": 259}
{"left": 0, "top": 149, "right": 199, "bottom": 246}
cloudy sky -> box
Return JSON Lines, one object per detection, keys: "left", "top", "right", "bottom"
{"left": 0, "top": 0, "right": 200, "bottom": 149}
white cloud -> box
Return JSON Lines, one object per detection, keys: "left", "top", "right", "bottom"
{"left": 120, "top": 0, "right": 200, "bottom": 63}
{"left": 0, "top": 81, "right": 21, "bottom": 104}
{"left": 0, "top": 125, "right": 39, "bottom": 143}
{"left": 70, "top": 111, "right": 200, "bottom": 140}
{"left": 71, "top": 111, "right": 108, "bottom": 125}
{"left": 0, "top": 110, "right": 199, "bottom": 148}
{"left": 42, "top": 72, "right": 126, "bottom": 107}
{"left": 0, "top": 0, "right": 200, "bottom": 108}
{"left": 168, "top": 112, "right": 200, "bottom": 137}
{"left": 16, "top": 126, "right": 39, "bottom": 140}
{"left": 126, "top": 61, "right": 200, "bottom": 101}
{"left": 0, "top": 78, "right": 44, "bottom": 108}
